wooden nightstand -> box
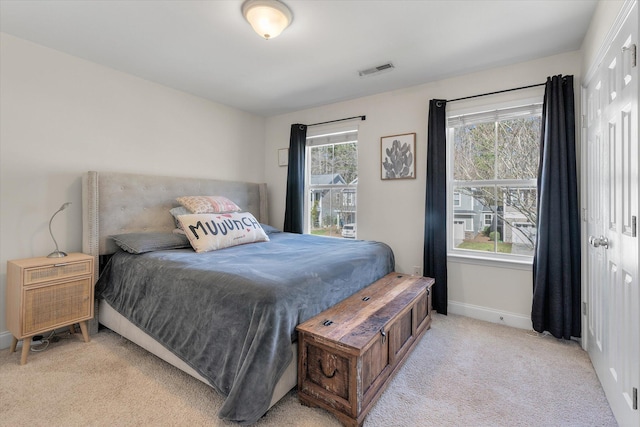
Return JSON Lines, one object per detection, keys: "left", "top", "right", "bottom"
{"left": 6, "top": 253, "right": 94, "bottom": 364}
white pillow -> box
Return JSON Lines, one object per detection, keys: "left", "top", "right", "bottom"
{"left": 177, "top": 212, "right": 269, "bottom": 253}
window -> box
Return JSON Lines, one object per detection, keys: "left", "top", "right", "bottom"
{"left": 448, "top": 103, "right": 541, "bottom": 260}
{"left": 306, "top": 128, "right": 358, "bottom": 238}
{"left": 483, "top": 213, "right": 493, "bottom": 227}
{"left": 453, "top": 192, "right": 461, "bottom": 207}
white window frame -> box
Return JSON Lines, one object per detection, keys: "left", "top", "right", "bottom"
{"left": 446, "top": 97, "right": 542, "bottom": 268}
{"left": 305, "top": 124, "right": 358, "bottom": 237}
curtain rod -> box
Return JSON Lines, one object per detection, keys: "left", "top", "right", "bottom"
{"left": 307, "top": 115, "right": 366, "bottom": 127}
{"left": 445, "top": 82, "right": 546, "bottom": 104}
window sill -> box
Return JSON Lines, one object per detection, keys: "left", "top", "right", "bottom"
{"left": 447, "top": 253, "right": 533, "bottom": 271}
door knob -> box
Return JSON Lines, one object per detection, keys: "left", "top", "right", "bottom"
{"left": 588, "top": 235, "right": 609, "bottom": 249}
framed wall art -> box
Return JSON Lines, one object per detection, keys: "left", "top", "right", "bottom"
{"left": 381, "top": 132, "right": 416, "bottom": 180}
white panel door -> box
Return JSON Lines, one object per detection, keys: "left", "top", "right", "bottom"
{"left": 585, "top": 3, "right": 639, "bottom": 426}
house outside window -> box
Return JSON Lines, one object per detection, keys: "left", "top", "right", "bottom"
{"left": 306, "top": 128, "right": 358, "bottom": 238}
{"left": 448, "top": 102, "right": 541, "bottom": 260}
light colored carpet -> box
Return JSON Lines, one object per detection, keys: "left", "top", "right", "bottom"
{"left": 0, "top": 314, "right": 617, "bottom": 427}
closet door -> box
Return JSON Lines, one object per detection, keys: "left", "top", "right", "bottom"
{"left": 585, "top": 3, "right": 639, "bottom": 426}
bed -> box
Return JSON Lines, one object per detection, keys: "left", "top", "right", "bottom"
{"left": 81, "top": 171, "right": 395, "bottom": 424}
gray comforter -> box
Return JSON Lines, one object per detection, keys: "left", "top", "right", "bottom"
{"left": 96, "top": 230, "right": 394, "bottom": 424}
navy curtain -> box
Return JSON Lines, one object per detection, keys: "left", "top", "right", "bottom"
{"left": 532, "top": 75, "right": 581, "bottom": 339}
{"left": 424, "top": 99, "right": 448, "bottom": 314}
{"left": 283, "top": 124, "right": 307, "bottom": 233}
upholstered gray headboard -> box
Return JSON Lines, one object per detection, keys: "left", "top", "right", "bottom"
{"left": 82, "top": 171, "right": 268, "bottom": 279}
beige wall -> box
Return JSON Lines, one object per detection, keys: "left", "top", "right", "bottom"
{"left": 0, "top": 33, "right": 265, "bottom": 348}
{"left": 265, "top": 51, "right": 582, "bottom": 329}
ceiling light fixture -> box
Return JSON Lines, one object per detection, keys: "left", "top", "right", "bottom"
{"left": 242, "top": 0, "right": 292, "bottom": 40}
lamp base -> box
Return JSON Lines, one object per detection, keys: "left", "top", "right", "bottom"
{"left": 47, "top": 250, "right": 68, "bottom": 258}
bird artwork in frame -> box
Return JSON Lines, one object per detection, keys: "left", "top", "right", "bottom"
{"left": 381, "top": 133, "right": 416, "bottom": 180}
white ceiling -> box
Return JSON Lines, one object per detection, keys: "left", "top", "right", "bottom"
{"left": 0, "top": 0, "right": 598, "bottom": 117}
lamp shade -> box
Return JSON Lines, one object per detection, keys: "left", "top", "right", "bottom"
{"left": 242, "top": 0, "right": 292, "bottom": 40}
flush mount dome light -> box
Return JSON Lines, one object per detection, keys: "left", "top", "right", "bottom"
{"left": 242, "top": 0, "right": 293, "bottom": 40}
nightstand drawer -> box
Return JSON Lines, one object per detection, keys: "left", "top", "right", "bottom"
{"left": 23, "top": 260, "right": 92, "bottom": 286}
{"left": 23, "top": 276, "right": 93, "bottom": 335}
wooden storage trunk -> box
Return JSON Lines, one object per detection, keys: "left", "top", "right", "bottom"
{"left": 296, "top": 273, "right": 434, "bottom": 427}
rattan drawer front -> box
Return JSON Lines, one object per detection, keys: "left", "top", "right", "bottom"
{"left": 23, "top": 260, "right": 92, "bottom": 286}
{"left": 23, "top": 277, "right": 92, "bottom": 335}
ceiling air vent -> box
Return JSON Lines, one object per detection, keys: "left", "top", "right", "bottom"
{"left": 358, "top": 62, "right": 395, "bottom": 77}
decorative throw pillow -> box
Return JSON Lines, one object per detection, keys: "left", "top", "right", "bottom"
{"left": 111, "top": 232, "right": 191, "bottom": 254}
{"left": 177, "top": 212, "right": 269, "bottom": 253}
{"left": 176, "top": 196, "right": 241, "bottom": 214}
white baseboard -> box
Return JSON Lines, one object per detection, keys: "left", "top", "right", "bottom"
{"left": 447, "top": 301, "right": 533, "bottom": 330}
{"left": 0, "top": 330, "right": 14, "bottom": 350}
